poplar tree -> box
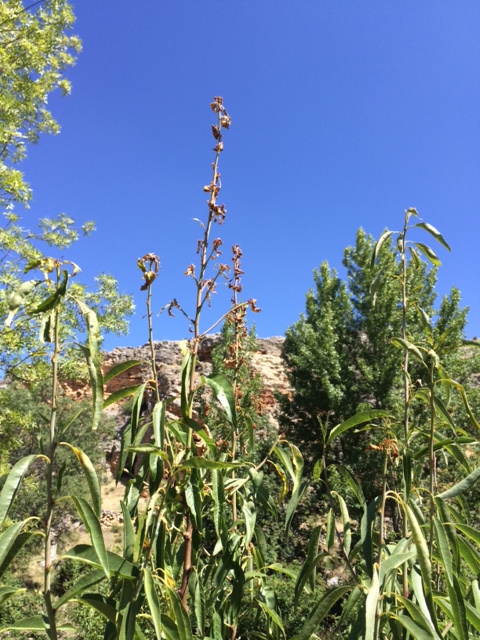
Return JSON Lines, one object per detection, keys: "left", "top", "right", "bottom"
{"left": 280, "top": 229, "right": 470, "bottom": 465}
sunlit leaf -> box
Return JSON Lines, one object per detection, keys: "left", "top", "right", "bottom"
{"left": 327, "top": 410, "right": 390, "bottom": 446}
{"left": 413, "top": 222, "right": 451, "bottom": 251}
{"left": 103, "top": 360, "right": 142, "bottom": 383}
{"left": 68, "top": 497, "right": 109, "bottom": 579}
{"left": 60, "top": 443, "right": 101, "bottom": 517}
{"left": 371, "top": 230, "right": 395, "bottom": 267}
{"left": 412, "top": 242, "right": 441, "bottom": 266}
{"left": 0, "top": 455, "right": 38, "bottom": 528}
{"left": 203, "top": 373, "right": 237, "bottom": 429}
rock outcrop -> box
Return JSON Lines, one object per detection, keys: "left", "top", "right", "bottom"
{"left": 100, "top": 336, "right": 290, "bottom": 426}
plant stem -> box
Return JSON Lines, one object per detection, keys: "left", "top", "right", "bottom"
{"left": 146, "top": 281, "right": 160, "bottom": 404}
{"left": 400, "top": 210, "right": 411, "bottom": 598}
{"left": 43, "top": 283, "right": 61, "bottom": 640}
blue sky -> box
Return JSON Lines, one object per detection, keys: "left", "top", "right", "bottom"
{"left": 22, "top": 1, "right": 480, "bottom": 349}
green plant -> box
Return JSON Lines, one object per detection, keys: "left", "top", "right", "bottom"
{"left": 81, "top": 97, "right": 302, "bottom": 639}
{"left": 292, "top": 210, "right": 480, "bottom": 639}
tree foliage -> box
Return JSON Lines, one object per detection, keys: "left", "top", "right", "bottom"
{"left": 281, "top": 228, "right": 470, "bottom": 458}
{"left": 0, "top": 0, "right": 81, "bottom": 206}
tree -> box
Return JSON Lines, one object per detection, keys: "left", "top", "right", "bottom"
{"left": 0, "top": 1, "right": 134, "bottom": 376}
{"left": 280, "top": 228, "right": 470, "bottom": 467}
{"left": 0, "top": 0, "right": 81, "bottom": 206}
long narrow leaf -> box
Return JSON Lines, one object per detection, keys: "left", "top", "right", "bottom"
{"left": 202, "top": 373, "right": 237, "bottom": 429}
{"left": 365, "top": 569, "right": 380, "bottom": 640}
{"left": 405, "top": 503, "right": 431, "bottom": 596}
{"left": 60, "top": 443, "right": 101, "bottom": 517}
{"left": 0, "top": 529, "right": 39, "bottom": 578}
{"left": 327, "top": 410, "right": 390, "bottom": 446}
{"left": 437, "top": 465, "right": 480, "bottom": 499}
{"left": 103, "top": 384, "right": 144, "bottom": 409}
{"left": 55, "top": 569, "right": 105, "bottom": 609}
{"left": 144, "top": 568, "right": 163, "bottom": 639}
{"left": 69, "top": 497, "right": 109, "bottom": 579}
{"left": 103, "top": 360, "right": 142, "bottom": 383}
{"left": 75, "top": 298, "right": 103, "bottom": 431}
{"left": 0, "top": 455, "right": 38, "bottom": 528}
{"left": 413, "top": 222, "right": 451, "bottom": 251}
{"left": 291, "top": 586, "right": 351, "bottom": 640}
{"left": 371, "top": 230, "right": 395, "bottom": 267}
{"left": 412, "top": 242, "right": 441, "bottom": 266}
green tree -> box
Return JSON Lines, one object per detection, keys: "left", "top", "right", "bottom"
{"left": 0, "top": 0, "right": 81, "bottom": 206}
{"left": 0, "top": 1, "right": 133, "bottom": 376}
{"left": 281, "top": 228, "right": 470, "bottom": 467}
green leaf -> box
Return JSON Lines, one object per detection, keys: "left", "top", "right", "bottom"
{"left": 144, "top": 567, "right": 163, "bottom": 639}
{"left": 330, "top": 464, "right": 366, "bottom": 507}
{"left": 0, "top": 587, "right": 24, "bottom": 607}
{"left": 0, "top": 529, "right": 39, "bottom": 578}
{"left": 395, "top": 590, "right": 439, "bottom": 638}
{"left": 69, "top": 497, "right": 109, "bottom": 579}
{"left": 242, "top": 500, "right": 256, "bottom": 546}
{"left": 0, "top": 615, "right": 44, "bottom": 632}
{"left": 412, "top": 242, "right": 441, "bottom": 266}
{"left": 29, "top": 269, "right": 68, "bottom": 314}
{"left": 295, "top": 552, "right": 328, "bottom": 605}
{"left": 465, "top": 601, "right": 480, "bottom": 634}
{"left": 408, "top": 245, "right": 421, "bottom": 267}
{"left": 0, "top": 455, "right": 38, "bottom": 528}
{"left": 55, "top": 569, "right": 105, "bottom": 609}
{"left": 361, "top": 497, "right": 380, "bottom": 578}
{"left": 453, "top": 523, "right": 480, "bottom": 547}
{"left": 365, "top": 568, "right": 380, "bottom": 640}
{"left": 285, "top": 479, "right": 309, "bottom": 535}
{"left": 405, "top": 503, "right": 431, "bottom": 596}
{"left": 75, "top": 298, "right": 103, "bottom": 430}
{"left": 103, "top": 384, "right": 144, "bottom": 408}
{"left": 379, "top": 550, "right": 416, "bottom": 586}
{"left": 291, "top": 586, "right": 351, "bottom": 640}
{"left": 295, "top": 525, "right": 321, "bottom": 602}
{"left": 432, "top": 393, "right": 457, "bottom": 434}
{"left": 77, "top": 593, "right": 118, "bottom": 624}
{"left": 413, "top": 222, "right": 451, "bottom": 251}
{"left": 257, "top": 600, "right": 285, "bottom": 635}
{"left": 60, "top": 443, "right": 101, "bottom": 517}
{"left": 332, "top": 491, "right": 351, "bottom": 556}
{"left": 180, "top": 350, "right": 193, "bottom": 419}
{"left": 327, "top": 410, "right": 390, "bottom": 446}
{"left": 395, "top": 614, "right": 439, "bottom": 640}
{"left": 212, "top": 469, "right": 225, "bottom": 539}
{"left": 450, "top": 380, "right": 480, "bottom": 429}
{"left": 445, "top": 573, "right": 468, "bottom": 640}
{"left": 437, "top": 465, "right": 480, "bottom": 499}
{"left": 61, "top": 545, "right": 138, "bottom": 579}
{"left": 371, "top": 230, "right": 395, "bottom": 268}
{"left": 457, "top": 536, "right": 480, "bottom": 575}
{"left": 326, "top": 508, "right": 335, "bottom": 551}
{"left": 203, "top": 373, "right": 237, "bottom": 429}
{"left": 166, "top": 586, "right": 193, "bottom": 640}
{"left": 391, "top": 337, "right": 425, "bottom": 363}
{"left": 153, "top": 399, "right": 166, "bottom": 449}
{"left": 433, "top": 518, "right": 452, "bottom": 584}
{"left": 104, "top": 359, "right": 142, "bottom": 383}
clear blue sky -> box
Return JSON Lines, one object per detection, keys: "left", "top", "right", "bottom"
{"left": 22, "top": 1, "right": 480, "bottom": 349}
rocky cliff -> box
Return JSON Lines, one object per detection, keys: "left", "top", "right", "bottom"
{"left": 98, "top": 336, "right": 290, "bottom": 427}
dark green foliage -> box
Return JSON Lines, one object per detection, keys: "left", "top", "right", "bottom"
{"left": 280, "top": 228, "right": 471, "bottom": 478}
